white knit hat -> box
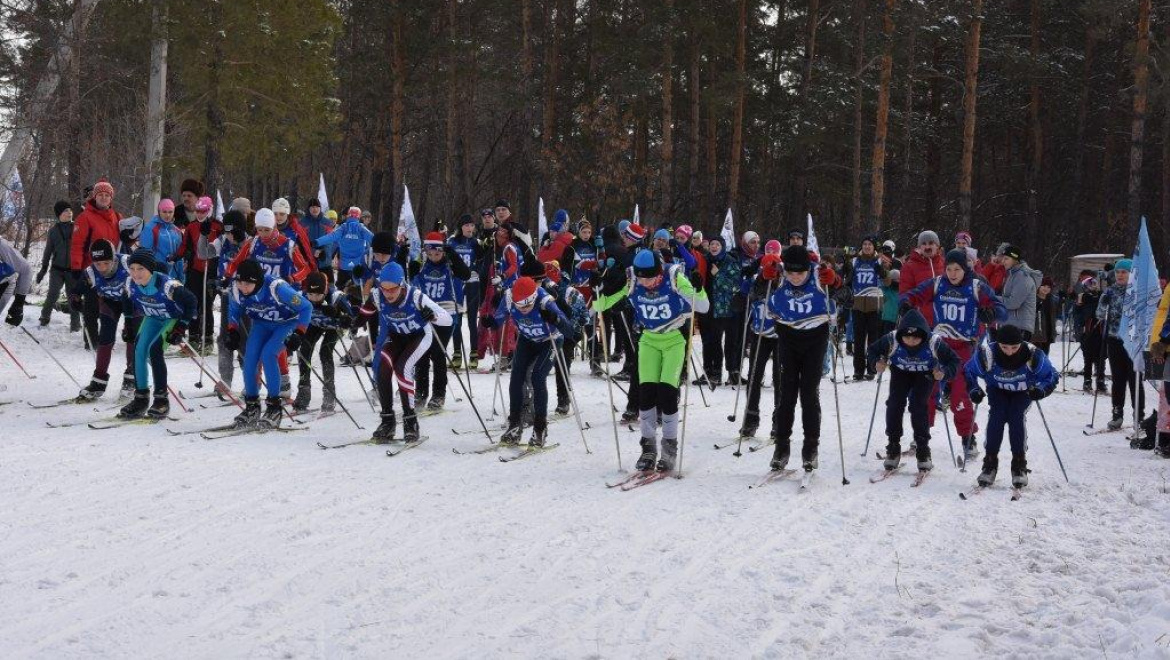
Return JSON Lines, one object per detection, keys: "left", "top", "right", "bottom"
{"left": 271, "top": 197, "right": 291, "bottom": 214}
{"left": 255, "top": 208, "right": 276, "bottom": 229}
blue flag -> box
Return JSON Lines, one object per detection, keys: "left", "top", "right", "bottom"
{"left": 1120, "top": 217, "right": 1162, "bottom": 367}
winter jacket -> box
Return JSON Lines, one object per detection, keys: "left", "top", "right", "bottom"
{"left": 314, "top": 218, "right": 373, "bottom": 271}
{"left": 980, "top": 261, "right": 1007, "bottom": 293}
{"left": 180, "top": 218, "right": 224, "bottom": 275}
{"left": 898, "top": 249, "right": 944, "bottom": 325}
{"left": 140, "top": 215, "right": 185, "bottom": 280}
{"left": 1096, "top": 282, "right": 1126, "bottom": 339}
{"left": 300, "top": 212, "right": 336, "bottom": 265}
{"left": 70, "top": 199, "right": 122, "bottom": 271}
{"left": 1002, "top": 262, "right": 1042, "bottom": 333}
{"left": 706, "top": 249, "right": 743, "bottom": 319}
{"left": 536, "top": 231, "right": 576, "bottom": 271}
{"left": 38, "top": 220, "right": 74, "bottom": 278}
{"left": 881, "top": 282, "right": 901, "bottom": 324}
{"left": 1032, "top": 293, "right": 1057, "bottom": 345}
{"left": 278, "top": 217, "right": 318, "bottom": 271}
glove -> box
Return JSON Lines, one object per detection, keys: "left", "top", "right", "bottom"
{"left": 977, "top": 306, "right": 995, "bottom": 326}
{"left": 35, "top": 272, "right": 44, "bottom": 284}
{"left": 4, "top": 294, "right": 25, "bottom": 326}
{"left": 594, "top": 237, "right": 604, "bottom": 249}
{"left": 321, "top": 303, "right": 339, "bottom": 318}
{"left": 121, "top": 323, "right": 134, "bottom": 343}
{"left": 688, "top": 271, "right": 703, "bottom": 290}
{"left": 200, "top": 220, "right": 212, "bottom": 236}
{"left": 351, "top": 264, "right": 367, "bottom": 279}
{"left": 604, "top": 257, "right": 616, "bottom": 269}
{"left": 898, "top": 299, "right": 913, "bottom": 315}
{"left": 933, "top": 367, "right": 946, "bottom": 381}
{"left": 166, "top": 323, "right": 187, "bottom": 345}
{"left": 817, "top": 266, "right": 836, "bottom": 286}
{"left": 480, "top": 315, "right": 498, "bottom": 330}
{"left": 284, "top": 330, "right": 304, "bottom": 353}
{"left": 969, "top": 388, "right": 985, "bottom": 405}
{"left": 420, "top": 306, "right": 436, "bottom": 322}
{"left": 491, "top": 275, "right": 502, "bottom": 287}
{"left": 579, "top": 259, "right": 597, "bottom": 272}
{"left": 875, "top": 360, "right": 887, "bottom": 373}
{"left": 223, "top": 326, "right": 241, "bottom": 351}
{"left": 1028, "top": 386, "right": 1047, "bottom": 401}
{"left": 68, "top": 294, "right": 83, "bottom": 313}
{"left": 539, "top": 307, "right": 559, "bottom": 325}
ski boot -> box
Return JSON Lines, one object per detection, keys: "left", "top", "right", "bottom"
{"left": 770, "top": 440, "right": 791, "bottom": 471}
{"left": 962, "top": 435, "right": 980, "bottom": 462}
{"left": 468, "top": 352, "right": 480, "bottom": 370}
{"left": 450, "top": 352, "right": 463, "bottom": 370}
{"left": 739, "top": 411, "right": 760, "bottom": 439}
{"left": 883, "top": 439, "right": 902, "bottom": 471}
{"left": 321, "top": 391, "right": 337, "bottom": 414}
{"left": 635, "top": 437, "right": 658, "bottom": 471}
{"left": 612, "top": 369, "right": 632, "bottom": 382}
{"left": 692, "top": 374, "right": 709, "bottom": 387}
{"left": 916, "top": 443, "right": 933, "bottom": 472}
{"left": 120, "top": 372, "right": 136, "bottom": 399}
{"left": 1082, "top": 377, "right": 1092, "bottom": 394}
{"left": 657, "top": 438, "right": 678, "bottom": 472}
{"left": 293, "top": 389, "right": 311, "bottom": 413}
{"left": 117, "top": 389, "right": 150, "bottom": 419}
{"left": 1010, "top": 454, "right": 1029, "bottom": 488}
{"left": 279, "top": 374, "right": 292, "bottom": 400}
{"left": 500, "top": 421, "right": 523, "bottom": 446}
{"left": 529, "top": 418, "right": 548, "bottom": 447}
{"left": 801, "top": 439, "right": 819, "bottom": 471}
{"left": 1107, "top": 406, "right": 1124, "bottom": 431}
{"left": 620, "top": 408, "right": 639, "bottom": 424}
{"left": 372, "top": 413, "right": 396, "bottom": 444}
{"left": 977, "top": 455, "right": 998, "bottom": 487}
{"left": 426, "top": 395, "right": 445, "bottom": 412}
{"left": 78, "top": 376, "right": 108, "bottom": 401}
{"left": 554, "top": 399, "right": 571, "bottom": 416}
{"left": 261, "top": 396, "right": 284, "bottom": 428}
{"left": 403, "top": 413, "right": 420, "bottom": 443}
{"left": 498, "top": 356, "right": 511, "bottom": 372}
{"left": 590, "top": 362, "right": 606, "bottom": 377}
{"left": 727, "top": 372, "right": 743, "bottom": 387}
{"left": 146, "top": 390, "right": 170, "bottom": 419}
{"left": 1155, "top": 433, "right": 1170, "bottom": 459}
{"left": 1096, "top": 380, "right": 1108, "bottom": 394}
{"left": 234, "top": 397, "right": 261, "bottom": 427}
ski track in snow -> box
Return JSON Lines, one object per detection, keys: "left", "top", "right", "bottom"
{"left": 0, "top": 317, "right": 1169, "bottom": 658}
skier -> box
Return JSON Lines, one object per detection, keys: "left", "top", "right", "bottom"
{"left": 497, "top": 275, "right": 575, "bottom": 447}
{"left": 965, "top": 324, "right": 1059, "bottom": 488}
{"left": 294, "top": 271, "right": 352, "bottom": 413}
{"left": 71, "top": 239, "right": 139, "bottom": 399}
{"left": 410, "top": 231, "right": 472, "bottom": 411}
{"left": 313, "top": 206, "right": 372, "bottom": 289}
{"left": 766, "top": 244, "right": 842, "bottom": 473}
{"left": 842, "top": 235, "right": 888, "bottom": 381}
{"left": 543, "top": 261, "right": 589, "bottom": 415}
{"left": 593, "top": 250, "right": 709, "bottom": 472}
{"left": 119, "top": 249, "right": 198, "bottom": 419}
{"left": 900, "top": 248, "right": 1007, "bottom": 461}
{"left": 569, "top": 219, "right": 603, "bottom": 376}
{"left": 356, "top": 261, "right": 452, "bottom": 443}
{"left": 214, "top": 210, "right": 249, "bottom": 398}
{"left": 1074, "top": 273, "right": 1107, "bottom": 393}
{"left": 271, "top": 197, "right": 317, "bottom": 271}
{"left": 223, "top": 259, "right": 314, "bottom": 428}
{"left": 1097, "top": 259, "right": 1142, "bottom": 433}
{"left": 868, "top": 309, "right": 961, "bottom": 472}
{"left": 739, "top": 253, "right": 783, "bottom": 439}
{"left": 448, "top": 214, "right": 485, "bottom": 369}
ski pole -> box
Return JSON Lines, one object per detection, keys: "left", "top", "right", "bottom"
{"left": 195, "top": 268, "right": 211, "bottom": 388}
{"left": 490, "top": 323, "right": 506, "bottom": 419}
{"left": 688, "top": 351, "right": 710, "bottom": 408}
{"left": 304, "top": 352, "right": 364, "bottom": 430}
{"left": 733, "top": 305, "right": 751, "bottom": 390}
{"left": 676, "top": 297, "right": 697, "bottom": 479}
{"left": 177, "top": 341, "right": 244, "bottom": 408}
{"left": 1087, "top": 306, "right": 1110, "bottom": 430}
{"left": 828, "top": 313, "right": 850, "bottom": 485}
{"left": 731, "top": 283, "right": 773, "bottom": 432}
{"left": 167, "top": 384, "right": 192, "bottom": 413}
{"left": 436, "top": 343, "right": 494, "bottom": 445}
{"left": 552, "top": 339, "right": 592, "bottom": 454}
{"left": 596, "top": 305, "right": 623, "bottom": 471}
{"left": 1034, "top": 400, "right": 1069, "bottom": 483}
{"left": 860, "top": 370, "right": 884, "bottom": 456}
{"left": 335, "top": 338, "right": 378, "bottom": 412}
{"left": 941, "top": 403, "right": 959, "bottom": 470}
{"left": 18, "top": 326, "right": 77, "bottom": 386}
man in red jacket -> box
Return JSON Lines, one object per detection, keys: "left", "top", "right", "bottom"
{"left": 181, "top": 195, "right": 224, "bottom": 347}
{"left": 71, "top": 179, "right": 122, "bottom": 348}
{"left": 898, "top": 230, "right": 944, "bottom": 325}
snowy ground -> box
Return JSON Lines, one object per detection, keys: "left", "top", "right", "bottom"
{"left": 1, "top": 305, "right": 1169, "bottom": 658}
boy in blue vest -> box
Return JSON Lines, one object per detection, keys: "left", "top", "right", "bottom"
{"left": 410, "top": 231, "right": 472, "bottom": 410}
{"left": 294, "top": 271, "right": 353, "bottom": 413}
{"left": 844, "top": 235, "right": 888, "bottom": 381}
{"left": 72, "top": 239, "right": 140, "bottom": 399}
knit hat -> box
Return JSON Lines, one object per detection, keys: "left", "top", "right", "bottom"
{"left": 460, "top": 213, "right": 476, "bottom": 227}
{"left": 860, "top": 234, "right": 879, "bottom": 248}
{"left": 653, "top": 228, "right": 670, "bottom": 242}
{"left": 1001, "top": 244, "right": 1022, "bottom": 261}
{"left": 304, "top": 271, "right": 328, "bottom": 295}
{"left": 674, "top": 225, "right": 693, "bottom": 241}
{"left": 424, "top": 231, "right": 446, "bottom": 248}
{"left": 271, "top": 198, "right": 291, "bottom": 214}
{"left": 945, "top": 248, "right": 969, "bottom": 269}
{"left": 231, "top": 197, "right": 250, "bottom": 212}
{"left": 955, "top": 230, "right": 973, "bottom": 245}
{"left": 997, "top": 324, "right": 1024, "bottom": 345}
{"left": 326, "top": 209, "right": 339, "bottom": 221}
{"left": 622, "top": 222, "right": 646, "bottom": 243}
{"left": 917, "top": 230, "right": 940, "bottom": 246}
{"left": 781, "top": 245, "right": 811, "bottom": 272}
{"left": 372, "top": 231, "right": 396, "bottom": 254}
{"left": 551, "top": 209, "right": 570, "bottom": 232}
{"left": 618, "top": 219, "right": 631, "bottom": 236}
{"left": 633, "top": 249, "right": 662, "bottom": 279}
{"left": 742, "top": 230, "right": 760, "bottom": 244}
{"left": 237, "top": 259, "right": 265, "bottom": 286}
{"left": 221, "top": 209, "right": 245, "bottom": 234}
{"left": 692, "top": 230, "right": 703, "bottom": 241}
{"left": 93, "top": 179, "right": 115, "bottom": 197}
{"left": 788, "top": 230, "right": 805, "bottom": 241}
{"left": 54, "top": 200, "right": 71, "bottom": 218}
{"left": 888, "top": 269, "right": 900, "bottom": 283}
{"left": 90, "top": 239, "right": 115, "bottom": 263}
{"left": 494, "top": 199, "right": 511, "bottom": 210}
{"left": 1115, "top": 258, "right": 1134, "bottom": 272}
{"left": 308, "top": 198, "right": 322, "bottom": 209}
{"left": 512, "top": 276, "right": 538, "bottom": 307}
{"left": 181, "top": 178, "right": 205, "bottom": 197}
{"left": 881, "top": 239, "right": 896, "bottom": 253}
{"left": 764, "top": 239, "right": 782, "bottom": 255}
{"left": 379, "top": 262, "right": 406, "bottom": 286}
{"left": 127, "top": 248, "right": 157, "bottom": 273}
{"left": 480, "top": 208, "right": 495, "bottom": 218}
{"left": 157, "top": 198, "right": 175, "bottom": 213}
{"left": 254, "top": 208, "right": 276, "bottom": 229}
{"left": 195, "top": 196, "right": 213, "bottom": 213}
{"left": 347, "top": 207, "right": 362, "bottom": 219}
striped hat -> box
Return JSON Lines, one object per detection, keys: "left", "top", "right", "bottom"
{"left": 622, "top": 222, "right": 646, "bottom": 243}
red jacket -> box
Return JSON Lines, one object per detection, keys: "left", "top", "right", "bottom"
{"left": 537, "top": 232, "right": 575, "bottom": 266}
{"left": 224, "top": 234, "right": 311, "bottom": 285}
{"left": 898, "top": 249, "right": 944, "bottom": 325}
{"left": 180, "top": 219, "right": 224, "bottom": 273}
{"left": 278, "top": 218, "right": 318, "bottom": 271}
{"left": 980, "top": 261, "right": 1007, "bottom": 293}
{"left": 70, "top": 200, "right": 121, "bottom": 270}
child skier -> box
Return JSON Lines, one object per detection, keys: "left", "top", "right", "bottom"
{"left": 497, "top": 275, "right": 575, "bottom": 447}
{"left": 223, "top": 259, "right": 314, "bottom": 428}
{"left": 120, "top": 249, "right": 198, "bottom": 419}
{"left": 592, "top": 250, "right": 709, "bottom": 472}
{"left": 410, "top": 231, "right": 472, "bottom": 411}
{"left": 964, "top": 323, "right": 1059, "bottom": 488}
{"left": 543, "top": 261, "right": 590, "bottom": 415}
{"left": 214, "top": 210, "right": 248, "bottom": 398}
{"left": 72, "top": 239, "right": 140, "bottom": 399}
{"left": 766, "top": 244, "right": 842, "bottom": 473}
{"left": 740, "top": 253, "right": 783, "bottom": 439}
{"left": 313, "top": 206, "right": 373, "bottom": 289}
{"left": 294, "top": 271, "right": 353, "bottom": 413}
{"left": 357, "top": 262, "right": 453, "bottom": 443}
{"left": 867, "top": 309, "right": 961, "bottom": 472}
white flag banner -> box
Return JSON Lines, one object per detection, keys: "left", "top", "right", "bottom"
{"left": 398, "top": 183, "right": 421, "bottom": 261}
{"left": 538, "top": 197, "right": 548, "bottom": 239}
{"left": 721, "top": 208, "right": 735, "bottom": 247}
{"left": 633, "top": 203, "right": 641, "bottom": 227}
{"left": 1, "top": 166, "right": 24, "bottom": 225}
{"left": 215, "top": 190, "right": 225, "bottom": 220}
{"left": 317, "top": 173, "right": 330, "bottom": 213}
{"left": 806, "top": 213, "right": 820, "bottom": 255}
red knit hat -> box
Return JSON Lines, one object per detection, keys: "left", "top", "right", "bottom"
{"left": 512, "top": 276, "right": 538, "bottom": 306}
{"left": 622, "top": 223, "right": 646, "bottom": 243}
{"left": 424, "top": 231, "right": 446, "bottom": 248}
{"left": 93, "top": 179, "right": 115, "bottom": 197}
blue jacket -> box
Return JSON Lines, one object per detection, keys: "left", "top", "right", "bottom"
{"left": 301, "top": 212, "right": 337, "bottom": 263}
{"left": 965, "top": 341, "right": 1059, "bottom": 395}
{"left": 315, "top": 218, "right": 373, "bottom": 272}
{"left": 139, "top": 215, "right": 185, "bottom": 281}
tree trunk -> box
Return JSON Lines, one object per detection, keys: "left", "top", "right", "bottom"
{"left": 141, "top": 0, "right": 168, "bottom": 220}
{"left": 661, "top": 0, "right": 676, "bottom": 218}
{"left": 1127, "top": 0, "right": 1152, "bottom": 235}
{"left": 850, "top": 0, "right": 867, "bottom": 237}
{"left": 926, "top": 40, "right": 943, "bottom": 227}
{"left": 871, "top": 0, "right": 894, "bottom": 234}
{"left": 387, "top": 0, "right": 406, "bottom": 231}
{"left": 688, "top": 42, "right": 701, "bottom": 213}
{"left": 958, "top": 0, "right": 984, "bottom": 229}
{"left": 1073, "top": 28, "right": 1097, "bottom": 247}
{"left": 541, "top": 0, "right": 564, "bottom": 202}
{"left": 442, "top": 0, "right": 459, "bottom": 221}
{"left": 519, "top": 0, "right": 535, "bottom": 217}
{"left": 706, "top": 91, "right": 718, "bottom": 224}
{"left": 1162, "top": 20, "right": 1170, "bottom": 251}
{"left": 1026, "top": 0, "right": 1043, "bottom": 256}
{"left": 726, "top": 0, "right": 748, "bottom": 212}
{"left": 788, "top": 0, "right": 821, "bottom": 227}
{"left": 203, "top": 0, "right": 226, "bottom": 193}
{"left": 899, "top": 15, "right": 916, "bottom": 225}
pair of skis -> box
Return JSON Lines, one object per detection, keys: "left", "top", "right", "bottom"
{"left": 746, "top": 468, "right": 815, "bottom": 490}
{"left": 166, "top": 422, "right": 306, "bottom": 440}
{"left": 606, "top": 469, "right": 673, "bottom": 491}
{"left": 959, "top": 485, "right": 1023, "bottom": 501}
{"left": 869, "top": 466, "right": 931, "bottom": 487}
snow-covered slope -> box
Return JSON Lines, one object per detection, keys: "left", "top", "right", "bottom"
{"left": 1, "top": 319, "right": 1168, "bottom": 658}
